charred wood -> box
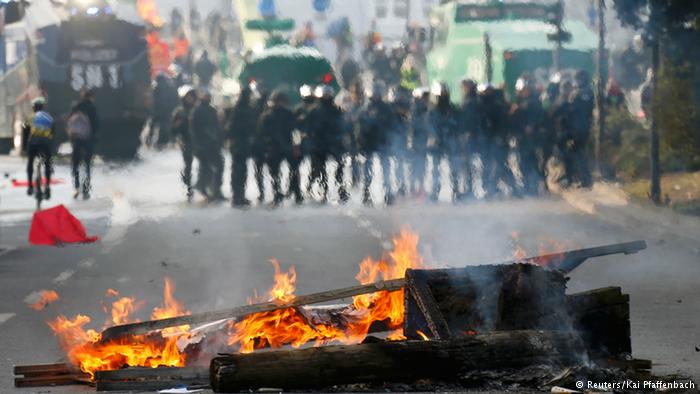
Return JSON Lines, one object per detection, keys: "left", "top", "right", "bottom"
{"left": 210, "top": 330, "right": 584, "bottom": 392}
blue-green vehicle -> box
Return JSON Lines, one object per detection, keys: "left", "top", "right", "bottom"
{"left": 427, "top": 1, "right": 598, "bottom": 102}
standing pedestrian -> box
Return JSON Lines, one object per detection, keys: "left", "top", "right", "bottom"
{"left": 191, "top": 91, "right": 224, "bottom": 200}
{"left": 67, "top": 89, "right": 99, "bottom": 200}
{"left": 171, "top": 86, "right": 198, "bottom": 201}
{"left": 194, "top": 50, "right": 217, "bottom": 89}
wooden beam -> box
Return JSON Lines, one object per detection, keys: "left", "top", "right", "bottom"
{"left": 405, "top": 269, "right": 451, "bottom": 339}
{"left": 100, "top": 278, "right": 406, "bottom": 342}
{"left": 514, "top": 240, "right": 647, "bottom": 273}
{"left": 210, "top": 330, "right": 584, "bottom": 392}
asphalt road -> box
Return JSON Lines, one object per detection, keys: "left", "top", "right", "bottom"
{"left": 1, "top": 150, "right": 699, "bottom": 393}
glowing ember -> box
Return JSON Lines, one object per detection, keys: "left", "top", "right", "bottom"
{"left": 416, "top": 330, "right": 430, "bottom": 341}
{"left": 27, "top": 290, "right": 60, "bottom": 311}
{"left": 227, "top": 229, "right": 424, "bottom": 353}
{"left": 47, "top": 278, "right": 190, "bottom": 378}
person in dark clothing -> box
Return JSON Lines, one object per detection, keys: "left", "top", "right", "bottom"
{"left": 225, "top": 86, "right": 255, "bottom": 207}
{"left": 427, "top": 83, "right": 460, "bottom": 202}
{"left": 457, "top": 79, "right": 481, "bottom": 200}
{"left": 540, "top": 76, "right": 562, "bottom": 188}
{"left": 171, "top": 86, "right": 198, "bottom": 201}
{"left": 409, "top": 87, "right": 430, "bottom": 196}
{"left": 510, "top": 76, "right": 546, "bottom": 196}
{"left": 250, "top": 85, "right": 270, "bottom": 203}
{"left": 340, "top": 57, "right": 361, "bottom": 90}
{"left": 306, "top": 85, "right": 348, "bottom": 203}
{"left": 194, "top": 50, "right": 217, "bottom": 88}
{"left": 69, "top": 89, "right": 99, "bottom": 200}
{"left": 388, "top": 86, "right": 411, "bottom": 197}
{"left": 291, "top": 85, "right": 316, "bottom": 204}
{"left": 191, "top": 91, "right": 224, "bottom": 200}
{"left": 150, "top": 74, "right": 180, "bottom": 148}
{"left": 23, "top": 97, "right": 54, "bottom": 199}
{"left": 358, "top": 82, "right": 394, "bottom": 206}
{"left": 478, "top": 84, "right": 517, "bottom": 198}
{"left": 340, "top": 80, "right": 364, "bottom": 187}
{"left": 256, "top": 90, "right": 297, "bottom": 206}
{"left": 564, "top": 70, "right": 594, "bottom": 188}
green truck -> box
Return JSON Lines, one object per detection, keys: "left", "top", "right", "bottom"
{"left": 426, "top": 1, "right": 598, "bottom": 102}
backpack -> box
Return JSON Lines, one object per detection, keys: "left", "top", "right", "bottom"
{"left": 66, "top": 111, "right": 92, "bottom": 140}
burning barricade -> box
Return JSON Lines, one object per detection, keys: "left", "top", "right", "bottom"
{"left": 16, "top": 231, "right": 658, "bottom": 392}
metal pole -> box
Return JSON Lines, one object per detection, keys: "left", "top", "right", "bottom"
{"left": 649, "top": 1, "right": 661, "bottom": 204}
{"left": 594, "top": 0, "right": 606, "bottom": 177}
{"left": 552, "top": 0, "right": 563, "bottom": 71}
{"left": 649, "top": 39, "right": 661, "bottom": 204}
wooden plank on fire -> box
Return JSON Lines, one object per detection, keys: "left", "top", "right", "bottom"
{"left": 513, "top": 240, "right": 647, "bottom": 273}
{"left": 94, "top": 366, "right": 208, "bottom": 381}
{"left": 210, "top": 330, "right": 585, "bottom": 392}
{"left": 94, "top": 366, "right": 209, "bottom": 392}
{"left": 99, "top": 278, "right": 406, "bottom": 342}
{"left": 405, "top": 269, "right": 451, "bottom": 339}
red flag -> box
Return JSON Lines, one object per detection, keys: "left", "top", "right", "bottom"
{"left": 29, "top": 205, "right": 99, "bottom": 246}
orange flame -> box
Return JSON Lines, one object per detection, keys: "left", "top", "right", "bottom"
{"left": 227, "top": 229, "right": 423, "bottom": 352}
{"left": 27, "top": 290, "right": 60, "bottom": 311}
{"left": 416, "top": 330, "right": 430, "bottom": 341}
{"left": 47, "top": 278, "right": 190, "bottom": 378}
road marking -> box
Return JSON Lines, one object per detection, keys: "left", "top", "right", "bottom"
{"left": 0, "top": 313, "right": 15, "bottom": 326}
{"left": 53, "top": 269, "right": 75, "bottom": 285}
{"left": 78, "top": 258, "right": 95, "bottom": 269}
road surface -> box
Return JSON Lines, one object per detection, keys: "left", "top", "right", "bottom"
{"left": 1, "top": 150, "right": 699, "bottom": 393}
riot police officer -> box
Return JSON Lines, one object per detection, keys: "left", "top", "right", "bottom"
{"left": 226, "top": 85, "right": 255, "bottom": 207}
{"left": 564, "top": 70, "right": 594, "bottom": 188}
{"left": 427, "top": 82, "right": 459, "bottom": 202}
{"left": 409, "top": 87, "right": 430, "bottom": 196}
{"left": 291, "top": 85, "right": 316, "bottom": 204}
{"left": 256, "top": 90, "right": 297, "bottom": 206}
{"left": 510, "top": 75, "right": 545, "bottom": 196}
{"left": 307, "top": 85, "right": 348, "bottom": 203}
{"left": 191, "top": 91, "right": 224, "bottom": 201}
{"left": 358, "top": 81, "right": 395, "bottom": 206}
{"left": 388, "top": 86, "right": 411, "bottom": 197}
{"left": 171, "top": 86, "right": 198, "bottom": 201}
{"left": 478, "top": 83, "right": 517, "bottom": 198}
{"left": 458, "top": 79, "right": 481, "bottom": 200}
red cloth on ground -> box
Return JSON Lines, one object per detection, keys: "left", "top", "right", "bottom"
{"left": 29, "top": 205, "right": 99, "bottom": 246}
{"left": 12, "top": 178, "right": 64, "bottom": 187}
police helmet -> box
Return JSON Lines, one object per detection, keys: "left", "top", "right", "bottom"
{"left": 314, "top": 85, "right": 335, "bottom": 99}
{"left": 476, "top": 82, "right": 494, "bottom": 93}
{"left": 430, "top": 81, "right": 450, "bottom": 98}
{"left": 299, "top": 84, "right": 313, "bottom": 99}
{"left": 178, "top": 85, "right": 197, "bottom": 99}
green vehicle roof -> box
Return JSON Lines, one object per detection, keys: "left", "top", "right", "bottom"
{"left": 238, "top": 45, "right": 339, "bottom": 104}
